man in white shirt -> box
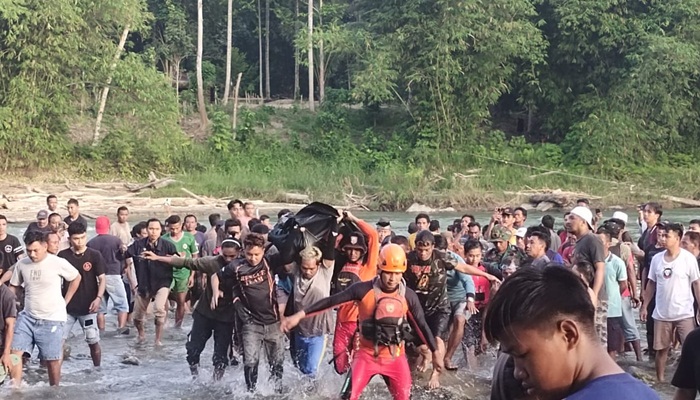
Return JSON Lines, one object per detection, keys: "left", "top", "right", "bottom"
{"left": 641, "top": 223, "right": 700, "bottom": 382}
{"left": 7, "top": 231, "right": 82, "bottom": 387}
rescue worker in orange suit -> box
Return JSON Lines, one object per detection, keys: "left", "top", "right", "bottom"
{"left": 282, "top": 244, "right": 443, "bottom": 400}
{"left": 331, "top": 212, "right": 379, "bottom": 378}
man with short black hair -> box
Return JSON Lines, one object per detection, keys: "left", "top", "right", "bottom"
{"left": 689, "top": 219, "right": 700, "bottom": 233}
{"left": 595, "top": 227, "right": 627, "bottom": 360}
{"left": 406, "top": 230, "right": 498, "bottom": 388}
{"left": 222, "top": 218, "right": 241, "bottom": 239}
{"left": 64, "top": 198, "right": 88, "bottom": 229}
{"left": 513, "top": 207, "right": 528, "bottom": 229}
{"left": 409, "top": 214, "right": 431, "bottom": 250}
{"left": 224, "top": 233, "right": 287, "bottom": 392}
{"left": 163, "top": 214, "right": 198, "bottom": 328}
{"left": 541, "top": 215, "right": 561, "bottom": 252}
{"left": 8, "top": 231, "right": 82, "bottom": 387}
{"left": 641, "top": 223, "right": 700, "bottom": 382}
{"left": 260, "top": 215, "right": 272, "bottom": 228}
{"left": 206, "top": 213, "right": 221, "bottom": 242}
{"left": 429, "top": 220, "right": 440, "bottom": 234}
{"left": 144, "top": 239, "right": 243, "bottom": 380}
{"left": 376, "top": 217, "right": 393, "bottom": 244}
{"left": 639, "top": 202, "right": 663, "bottom": 251}
{"left": 526, "top": 230, "right": 550, "bottom": 270}
{"left": 228, "top": 199, "right": 250, "bottom": 229}
{"left": 577, "top": 198, "right": 591, "bottom": 207}
{"left": 0, "top": 215, "right": 24, "bottom": 277}
{"left": 46, "top": 195, "right": 59, "bottom": 213}
{"left": 484, "top": 267, "right": 658, "bottom": 399}
{"left": 119, "top": 218, "right": 178, "bottom": 345}
{"left": 59, "top": 222, "right": 106, "bottom": 367}
{"left": 244, "top": 202, "right": 256, "bottom": 219}
{"left": 681, "top": 231, "right": 700, "bottom": 263}
{"left": 109, "top": 206, "right": 131, "bottom": 246}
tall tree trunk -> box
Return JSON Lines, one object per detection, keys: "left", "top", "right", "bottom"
{"left": 294, "top": 0, "right": 300, "bottom": 100}
{"left": 93, "top": 25, "right": 130, "bottom": 146}
{"left": 174, "top": 57, "right": 182, "bottom": 107}
{"left": 196, "top": 0, "right": 208, "bottom": 128}
{"left": 257, "top": 0, "right": 264, "bottom": 104}
{"left": 318, "top": 0, "right": 325, "bottom": 104}
{"left": 232, "top": 72, "right": 243, "bottom": 136}
{"left": 222, "top": 0, "right": 233, "bottom": 105}
{"left": 307, "top": 0, "right": 314, "bottom": 111}
{"left": 264, "top": 0, "right": 271, "bottom": 99}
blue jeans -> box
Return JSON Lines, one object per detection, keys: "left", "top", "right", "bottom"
{"left": 12, "top": 311, "right": 64, "bottom": 361}
{"left": 294, "top": 334, "right": 327, "bottom": 377}
{"left": 100, "top": 274, "right": 129, "bottom": 313}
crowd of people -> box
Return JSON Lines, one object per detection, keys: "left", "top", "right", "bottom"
{"left": 0, "top": 195, "right": 700, "bottom": 399}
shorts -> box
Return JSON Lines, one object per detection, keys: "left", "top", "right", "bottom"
{"left": 11, "top": 311, "right": 64, "bottom": 361}
{"left": 100, "top": 274, "right": 129, "bottom": 313}
{"left": 449, "top": 301, "right": 470, "bottom": 321}
{"left": 463, "top": 311, "right": 483, "bottom": 349}
{"left": 620, "top": 296, "right": 640, "bottom": 342}
{"left": 424, "top": 308, "right": 450, "bottom": 342}
{"left": 606, "top": 317, "right": 624, "bottom": 353}
{"left": 171, "top": 267, "right": 191, "bottom": 294}
{"left": 64, "top": 314, "right": 100, "bottom": 345}
{"left": 653, "top": 318, "right": 696, "bottom": 351}
{"left": 595, "top": 300, "right": 608, "bottom": 347}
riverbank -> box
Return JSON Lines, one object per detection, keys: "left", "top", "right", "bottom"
{"left": 0, "top": 171, "right": 697, "bottom": 224}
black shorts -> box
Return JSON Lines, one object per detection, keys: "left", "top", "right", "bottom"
{"left": 607, "top": 317, "right": 624, "bottom": 353}
{"left": 463, "top": 312, "right": 483, "bottom": 349}
{"left": 424, "top": 308, "right": 451, "bottom": 342}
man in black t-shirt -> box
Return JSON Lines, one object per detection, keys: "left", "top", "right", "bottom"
{"left": 672, "top": 327, "right": 700, "bottom": 399}
{"left": 64, "top": 198, "right": 88, "bottom": 230}
{"left": 58, "top": 222, "right": 106, "bottom": 367}
{"left": 222, "top": 233, "right": 286, "bottom": 393}
{"left": 0, "top": 215, "right": 24, "bottom": 277}
{"left": 118, "top": 218, "right": 177, "bottom": 346}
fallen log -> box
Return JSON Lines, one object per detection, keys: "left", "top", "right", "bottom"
{"left": 181, "top": 188, "right": 212, "bottom": 206}
{"left": 662, "top": 195, "right": 700, "bottom": 208}
{"left": 124, "top": 178, "right": 177, "bottom": 192}
{"left": 284, "top": 193, "right": 310, "bottom": 204}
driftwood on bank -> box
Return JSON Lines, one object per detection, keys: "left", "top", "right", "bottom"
{"left": 124, "top": 178, "right": 177, "bottom": 193}
{"left": 505, "top": 189, "right": 601, "bottom": 210}
{"left": 662, "top": 195, "right": 700, "bottom": 208}
{"left": 181, "top": 187, "right": 214, "bottom": 206}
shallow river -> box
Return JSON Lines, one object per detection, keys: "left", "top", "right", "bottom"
{"left": 2, "top": 208, "right": 699, "bottom": 399}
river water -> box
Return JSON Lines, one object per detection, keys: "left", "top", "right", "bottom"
{"left": 2, "top": 208, "right": 698, "bottom": 399}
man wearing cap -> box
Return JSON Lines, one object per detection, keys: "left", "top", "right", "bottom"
{"left": 514, "top": 227, "right": 527, "bottom": 251}
{"left": 483, "top": 226, "right": 527, "bottom": 272}
{"left": 485, "top": 208, "right": 517, "bottom": 246}
{"left": 376, "top": 218, "right": 393, "bottom": 245}
{"left": 87, "top": 216, "right": 130, "bottom": 334}
{"left": 25, "top": 210, "right": 51, "bottom": 240}
{"left": 143, "top": 238, "right": 243, "bottom": 380}
{"left": 565, "top": 206, "right": 607, "bottom": 345}
{"left": 331, "top": 212, "right": 379, "bottom": 388}
{"left": 406, "top": 230, "right": 499, "bottom": 388}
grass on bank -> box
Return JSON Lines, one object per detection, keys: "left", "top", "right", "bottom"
{"left": 144, "top": 104, "right": 699, "bottom": 211}
{"left": 149, "top": 162, "right": 697, "bottom": 211}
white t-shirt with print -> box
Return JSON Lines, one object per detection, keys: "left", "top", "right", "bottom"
{"left": 10, "top": 254, "right": 79, "bottom": 321}
{"left": 649, "top": 249, "right": 700, "bottom": 321}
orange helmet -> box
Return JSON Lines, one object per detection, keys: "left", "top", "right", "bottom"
{"left": 379, "top": 244, "right": 407, "bottom": 273}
